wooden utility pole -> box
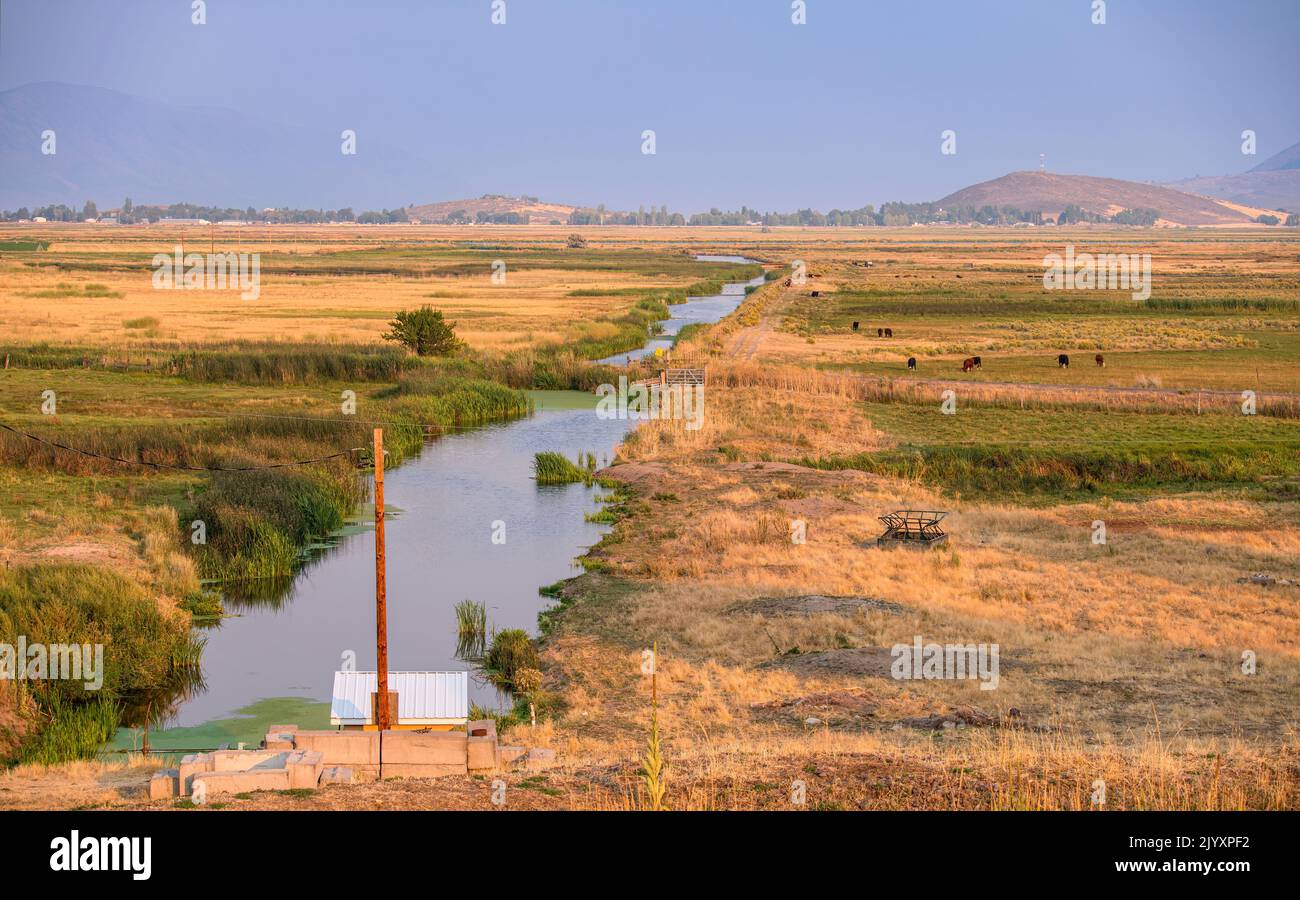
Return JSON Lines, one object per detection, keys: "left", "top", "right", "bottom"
{"left": 373, "top": 428, "right": 391, "bottom": 732}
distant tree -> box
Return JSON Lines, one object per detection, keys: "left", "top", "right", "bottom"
{"left": 1256, "top": 214, "right": 1281, "bottom": 225}
{"left": 1286, "top": 213, "right": 1300, "bottom": 227}
{"left": 566, "top": 233, "right": 587, "bottom": 248}
{"left": 1112, "top": 207, "right": 1159, "bottom": 226}
{"left": 383, "top": 306, "right": 461, "bottom": 356}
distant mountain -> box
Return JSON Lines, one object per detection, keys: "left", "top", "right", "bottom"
{"left": 1251, "top": 141, "right": 1300, "bottom": 172}
{"left": 0, "top": 82, "right": 434, "bottom": 210}
{"left": 936, "top": 170, "right": 1280, "bottom": 226}
{"left": 407, "top": 195, "right": 580, "bottom": 224}
{"left": 1164, "top": 140, "right": 1300, "bottom": 213}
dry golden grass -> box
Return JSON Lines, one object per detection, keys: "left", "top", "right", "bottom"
{"left": 530, "top": 363, "right": 1300, "bottom": 809}
{"left": 0, "top": 224, "right": 742, "bottom": 351}
{"left": 3, "top": 224, "right": 1296, "bottom": 810}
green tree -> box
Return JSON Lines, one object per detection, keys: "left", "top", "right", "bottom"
{"left": 382, "top": 306, "right": 461, "bottom": 356}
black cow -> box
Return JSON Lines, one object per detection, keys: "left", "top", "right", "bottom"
{"left": 852, "top": 321, "right": 860, "bottom": 331}
{"left": 907, "top": 357, "right": 917, "bottom": 371}
{"left": 877, "top": 328, "right": 884, "bottom": 337}
{"left": 972, "top": 356, "right": 982, "bottom": 369}
{"left": 1058, "top": 354, "right": 1070, "bottom": 368}
{"left": 884, "top": 328, "right": 893, "bottom": 337}
{"left": 1095, "top": 353, "right": 1105, "bottom": 367}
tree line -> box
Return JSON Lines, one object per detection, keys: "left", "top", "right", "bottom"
{"left": 7, "top": 197, "right": 1291, "bottom": 227}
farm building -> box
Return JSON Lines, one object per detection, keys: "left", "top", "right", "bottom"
{"left": 330, "top": 670, "right": 469, "bottom": 731}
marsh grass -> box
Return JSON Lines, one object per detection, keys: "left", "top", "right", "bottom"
{"left": 0, "top": 563, "right": 201, "bottom": 766}
{"left": 454, "top": 600, "right": 488, "bottom": 659}
{"left": 20, "top": 282, "right": 121, "bottom": 300}
{"left": 483, "top": 629, "right": 539, "bottom": 689}
{"left": 15, "top": 694, "right": 120, "bottom": 766}
{"left": 534, "top": 451, "right": 596, "bottom": 485}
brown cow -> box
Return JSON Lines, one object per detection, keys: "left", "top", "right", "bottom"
{"left": 877, "top": 328, "right": 884, "bottom": 337}
{"left": 1095, "top": 353, "right": 1105, "bottom": 367}
{"left": 962, "top": 357, "right": 977, "bottom": 372}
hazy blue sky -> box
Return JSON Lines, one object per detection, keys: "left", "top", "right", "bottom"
{"left": 2, "top": 0, "right": 1297, "bottom": 211}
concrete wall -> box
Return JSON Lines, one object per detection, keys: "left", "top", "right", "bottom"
{"left": 381, "top": 731, "right": 468, "bottom": 778}
{"left": 290, "top": 730, "right": 381, "bottom": 778}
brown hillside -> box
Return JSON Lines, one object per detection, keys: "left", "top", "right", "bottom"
{"left": 406, "top": 195, "right": 579, "bottom": 224}
{"left": 937, "top": 170, "right": 1261, "bottom": 226}
{"left": 1165, "top": 171, "right": 1300, "bottom": 214}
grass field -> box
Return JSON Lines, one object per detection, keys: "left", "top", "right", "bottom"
{"left": 0, "top": 224, "right": 760, "bottom": 352}
{"left": 1, "top": 223, "right": 1297, "bottom": 809}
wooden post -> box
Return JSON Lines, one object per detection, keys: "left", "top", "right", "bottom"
{"left": 373, "top": 428, "right": 391, "bottom": 733}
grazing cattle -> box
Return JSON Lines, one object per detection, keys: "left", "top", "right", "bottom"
{"left": 1095, "top": 353, "right": 1105, "bottom": 367}
{"left": 962, "top": 357, "right": 977, "bottom": 372}
{"left": 884, "top": 328, "right": 893, "bottom": 337}
{"left": 907, "top": 357, "right": 917, "bottom": 371}
{"left": 810, "top": 290, "right": 820, "bottom": 297}
{"left": 852, "top": 321, "right": 860, "bottom": 331}
{"left": 1058, "top": 354, "right": 1070, "bottom": 368}
{"left": 972, "top": 356, "right": 982, "bottom": 369}
{"left": 877, "top": 328, "right": 884, "bottom": 337}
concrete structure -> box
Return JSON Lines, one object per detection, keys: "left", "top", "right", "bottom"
{"left": 147, "top": 718, "right": 542, "bottom": 801}
{"left": 330, "top": 670, "right": 469, "bottom": 730}
{"left": 145, "top": 707, "right": 559, "bottom": 803}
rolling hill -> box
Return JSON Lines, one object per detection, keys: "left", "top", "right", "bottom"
{"left": 937, "top": 170, "right": 1281, "bottom": 226}
{"left": 1164, "top": 140, "right": 1300, "bottom": 213}
{"left": 406, "top": 195, "right": 580, "bottom": 224}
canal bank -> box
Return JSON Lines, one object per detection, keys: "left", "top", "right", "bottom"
{"left": 113, "top": 257, "right": 762, "bottom": 751}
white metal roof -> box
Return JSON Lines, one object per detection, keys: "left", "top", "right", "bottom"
{"left": 330, "top": 671, "right": 469, "bottom": 725}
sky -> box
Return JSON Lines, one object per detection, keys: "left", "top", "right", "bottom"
{"left": 2, "top": 0, "right": 1298, "bottom": 211}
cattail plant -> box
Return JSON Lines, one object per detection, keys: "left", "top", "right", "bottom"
{"left": 454, "top": 599, "right": 487, "bottom": 659}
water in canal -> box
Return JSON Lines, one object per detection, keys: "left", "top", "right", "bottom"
{"left": 142, "top": 257, "right": 760, "bottom": 736}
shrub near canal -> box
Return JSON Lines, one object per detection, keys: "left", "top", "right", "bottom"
{"left": 0, "top": 563, "right": 200, "bottom": 764}
{"left": 191, "top": 374, "right": 532, "bottom": 580}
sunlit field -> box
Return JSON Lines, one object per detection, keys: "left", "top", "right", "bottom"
{"left": 0, "top": 224, "right": 763, "bottom": 351}
{"left": 1, "top": 223, "right": 1297, "bottom": 810}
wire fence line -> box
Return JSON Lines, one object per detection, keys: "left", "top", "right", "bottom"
{"left": 0, "top": 421, "right": 354, "bottom": 472}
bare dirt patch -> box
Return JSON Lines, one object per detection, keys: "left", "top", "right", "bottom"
{"left": 763, "top": 646, "right": 898, "bottom": 678}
